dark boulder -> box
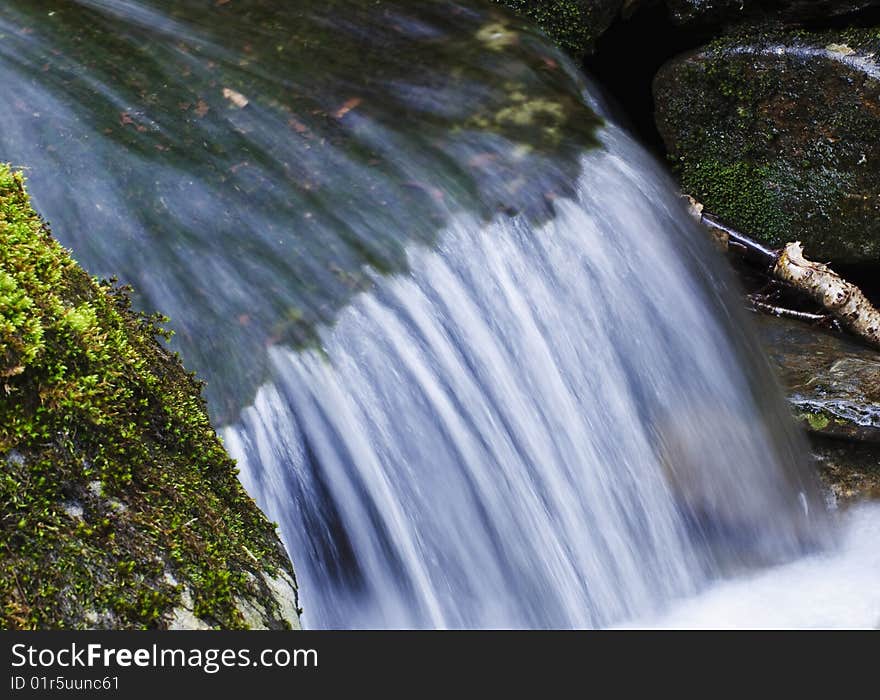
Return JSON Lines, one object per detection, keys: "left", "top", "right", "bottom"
{"left": 655, "top": 27, "right": 880, "bottom": 262}
{"left": 667, "top": 1, "right": 880, "bottom": 25}
{"left": 755, "top": 313, "right": 880, "bottom": 443}
{"left": 810, "top": 435, "right": 880, "bottom": 503}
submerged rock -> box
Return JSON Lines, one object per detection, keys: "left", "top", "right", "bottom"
{"left": 0, "top": 0, "right": 602, "bottom": 425}
{"left": 495, "top": 0, "right": 626, "bottom": 54}
{"left": 754, "top": 314, "right": 880, "bottom": 442}
{"left": 0, "top": 165, "right": 300, "bottom": 629}
{"left": 666, "top": 1, "right": 880, "bottom": 25}
{"left": 655, "top": 27, "right": 880, "bottom": 263}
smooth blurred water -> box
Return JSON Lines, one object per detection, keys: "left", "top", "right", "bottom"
{"left": 222, "top": 123, "right": 831, "bottom": 628}
{"left": 0, "top": 0, "right": 840, "bottom": 628}
{"left": 0, "top": 0, "right": 598, "bottom": 420}
{"left": 620, "top": 504, "right": 880, "bottom": 629}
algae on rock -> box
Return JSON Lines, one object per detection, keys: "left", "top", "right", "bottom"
{"left": 0, "top": 164, "right": 299, "bottom": 629}
{"left": 495, "top": 0, "right": 625, "bottom": 55}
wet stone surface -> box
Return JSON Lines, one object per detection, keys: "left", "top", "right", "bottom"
{"left": 655, "top": 26, "right": 880, "bottom": 264}
{"left": 811, "top": 435, "right": 880, "bottom": 504}
{"left": 755, "top": 314, "right": 880, "bottom": 442}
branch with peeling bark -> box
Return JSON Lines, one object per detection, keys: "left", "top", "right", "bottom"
{"left": 773, "top": 242, "right": 880, "bottom": 348}
{"left": 685, "top": 197, "right": 880, "bottom": 350}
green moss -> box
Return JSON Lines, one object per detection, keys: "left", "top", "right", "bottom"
{"left": 495, "top": 0, "right": 622, "bottom": 55}
{"left": 0, "top": 165, "right": 295, "bottom": 629}
{"left": 680, "top": 160, "right": 788, "bottom": 244}
{"left": 795, "top": 407, "right": 855, "bottom": 438}
{"left": 799, "top": 411, "right": 831, "bottom": 432}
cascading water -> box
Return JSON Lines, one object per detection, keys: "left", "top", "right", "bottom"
{"left": 0, "top": 0, "right": 877, "bottom": 628}
{"left": 223, "top": 122, "right": 835, "bottom": 628}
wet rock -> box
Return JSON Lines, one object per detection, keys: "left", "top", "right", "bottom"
{"left": 666, "top": 1, "right": 880, "bottom": 25}
{"left": 754, "top": 314, "right": 880, "bottom": 441}
{"left": 756, "top": 314, "right": 880, "bottom": 502}
{"left": 811, "top": 435, "right": 880, "bottom": 504}
{"left": 495, "top": 1, "right": 626, "bottom": 55}
{"left": 655, "top": 27, "right": 880, "bottom": 263}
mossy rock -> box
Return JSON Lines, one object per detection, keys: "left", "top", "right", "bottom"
{"left": 655, "top": 26, "right": 880, "bottom": 263}
{"left": 494, "top": 0, "right": 625, "bottom": 55}
{"left": 0, "top": 164, "right": 300, "bottom": 629}
{"left": 666, "top": 1, "right": 880, "bottom": 24}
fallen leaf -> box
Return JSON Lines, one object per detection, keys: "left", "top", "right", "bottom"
{"left": 288, "top": 117, "right": 309, "bottom": 134}
{"left": 333, "top": 97, "right": 362, "bottom": 119}
{"left": 194, "top": 99, "right": 210, "bottom": 118}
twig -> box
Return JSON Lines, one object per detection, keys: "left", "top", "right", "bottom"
{"left": 685, "top": 197, "right": 880, "bottom": 350}
{"left": 749, "top": 299, "right": 828, "bottom": 322}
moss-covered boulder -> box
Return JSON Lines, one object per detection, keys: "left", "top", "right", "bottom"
{"left": 495, "top": 0, "right": 626, "bottom": 55}
{"left": 0, "top": 165, "right": 300, "bottom": 629}
{"left": 666, "top": 1, "right": 880, "bottom": 25}
{"left": 655, "top": 27, "right": 880, "bottom": 263}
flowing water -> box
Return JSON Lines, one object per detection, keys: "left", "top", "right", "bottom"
{"left": 1, "top": 0, "right": 877, "bottom": 628}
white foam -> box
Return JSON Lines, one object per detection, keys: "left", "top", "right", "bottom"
{"left": 619, "top": 504, "right": 880, "bottom": 629}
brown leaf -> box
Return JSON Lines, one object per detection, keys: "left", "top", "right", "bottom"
{"left": 333, "top": 97, "right": 362, "bottom": 120}
{"left": 288, "top": 118, "right": 309, "bottom": 134}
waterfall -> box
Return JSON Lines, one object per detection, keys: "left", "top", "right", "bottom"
{"left": 0, "top": 0, "right": 860, "bottom": 629}
{"left": 223, "top": 124, "right": 828, "bottom": 628}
